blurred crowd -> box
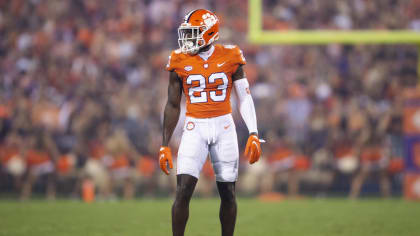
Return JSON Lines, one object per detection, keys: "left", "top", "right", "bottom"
{"left": 0, "top": 0, "right": 419, "bottom": 200}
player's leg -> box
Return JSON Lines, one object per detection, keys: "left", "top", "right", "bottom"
{"left": 173, "top": 117, "right": 209, "bottom": 236}
{"left": 20, "top": 170, "right": 36, "bottom": 200}
{"left": 379, "top": 169, "right": 391, "bottom": 198}
{"left": 210, "top": 114, "right": 239, "bottom": 236}
{"left": 216, "top": 181, "right": 237, "bottom": 236}
{"left": 123, "top": 176, "right": 135, "bottom": 200}
{"left": 288, "top": 169, "right": 299, "bottom": 197}
{"left": 46, "top": 172, "right": 56, "bottom": 200}
{"left": 349, "top": 165, "right": 369, "bottom": 199}
{"left": 172, "top": 174, "right": 198, "bottom": 236}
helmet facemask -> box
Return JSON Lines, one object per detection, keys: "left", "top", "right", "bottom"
{"left": 178, "top": 24, "right": 207, "bottom": 55}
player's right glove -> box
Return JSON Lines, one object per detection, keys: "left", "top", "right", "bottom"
{"left": 159, "top": 146, "right": 173, "bottom": 175}
{"left": 244, "top": 134, "right": 262, "bottom": 164}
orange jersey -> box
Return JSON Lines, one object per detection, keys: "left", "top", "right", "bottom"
{"left": 26, "top": 149, "right": 50, "bottom": 166}
{"left": 56, "top": 154, "right": 76, "bottom": 174}
{"left": 166, "top": 44, "right": 246, "bottom": 118}
{"left": 110, "top": 154, "right": 129, "bottom": 169}
{"left": 89, "top": 141, "right": 106, "bottom": 160}
{"left": 269, "top": 146, "right": 294, "bottom": 163}
{"left": 0, "top": 146, "right": 19, "bottom": 164}
{"left": 136, "top": 156, "right": 157, "bottom": 177}
{"left": 361, "top": 147, "right": 384, "bottom": 163}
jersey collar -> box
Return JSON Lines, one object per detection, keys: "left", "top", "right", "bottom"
{"left": 197, "top": 45, "right": 215, "bottom": 61}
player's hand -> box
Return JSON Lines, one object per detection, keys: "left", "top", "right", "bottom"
{"left": 244, "top": 134, "right": 262, "bottom": 164}
{"left": 159, "top": 146, "right": 173, "bottom": 175}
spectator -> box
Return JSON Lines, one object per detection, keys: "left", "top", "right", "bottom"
{"left": 0, "top": 0, "right": 416, "bottom": 199}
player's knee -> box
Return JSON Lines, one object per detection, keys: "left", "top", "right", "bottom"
{"left": 175, "top": 185, "right": 193, "bottom": 203}
{"left": 174, "top": 195, "right": 191, "bottom": 210}
{"left": 216, "top": 172, "right": 237, "bottom": 183}
{"left": 219, "top": 185, "right": 236, "bottom": 204}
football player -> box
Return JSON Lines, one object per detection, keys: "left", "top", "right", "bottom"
{"left": 159, "top": 9, "right": 262, "bottom": 236}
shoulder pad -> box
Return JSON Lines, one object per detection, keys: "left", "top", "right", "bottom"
{"left": 223, "top": 44, "right": 246, "bottom": 66}
{"left": 166, "top": 50, "right": 184, "bottom": 72}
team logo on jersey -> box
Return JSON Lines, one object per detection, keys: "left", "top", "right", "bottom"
{"left": 186, "top": 121, "right": 195, "bottom": 130}
{"left": 184, "top": 66, "right": 193, "bottom": 71}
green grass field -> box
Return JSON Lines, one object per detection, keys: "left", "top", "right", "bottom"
{"left": 1, "top": 198, "right": 419, "bottom": 236}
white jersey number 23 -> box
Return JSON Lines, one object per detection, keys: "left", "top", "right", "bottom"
{"left": 186, "top": 73, "right": 228, "bottom": 103}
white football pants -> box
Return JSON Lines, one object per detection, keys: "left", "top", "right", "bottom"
{"left": 177, "top": 113, "right": 239, "bottom": 182}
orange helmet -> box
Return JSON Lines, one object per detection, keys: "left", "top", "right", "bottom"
{"left": 178, "top": 9, "right": 220, "bottom": 54}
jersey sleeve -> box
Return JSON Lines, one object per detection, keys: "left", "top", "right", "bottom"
{"left": 165, "top": 50, "right": 182, "bottom": 72}
{"left": 223, "top": 45, "right": 246, "bottom": 66}
{"left": 231, "top": 46, "right": 246, "bottom": 66}
{"left": 223, "top": 45, "right": 246, "bottom": 74}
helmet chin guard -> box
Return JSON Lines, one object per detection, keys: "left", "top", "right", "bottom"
{"left": 178, "top": 9, "right": 219, "bottom": 55}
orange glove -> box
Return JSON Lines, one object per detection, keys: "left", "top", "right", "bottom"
{"left": 244, "top": 134, "right": 262, "bottom": 164}
{"left": 159, "top": 146, "right": 173, "bottom": 175}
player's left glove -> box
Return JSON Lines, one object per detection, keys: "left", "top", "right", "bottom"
{"left": 245, "top": 134, "right": 262, "bottom": 164}
{"left": 159, "top": 146, "right": 173, "bottom": 175}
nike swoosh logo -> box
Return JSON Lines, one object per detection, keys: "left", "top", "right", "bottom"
{"left": 224, "top": 124, "right": 230, "bottom": 130}
{"left": 217, "top": 62, "right": 226, "bottom": 67}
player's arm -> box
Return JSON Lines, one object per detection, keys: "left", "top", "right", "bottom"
{"left": 159, "top": 71, "right": 182, "bottom": 175}
{"left": 162, "top": 71, "right": 182, "bottom": 146}
{"left": 232, "top": 65, "right": 262, "bottom": 164}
